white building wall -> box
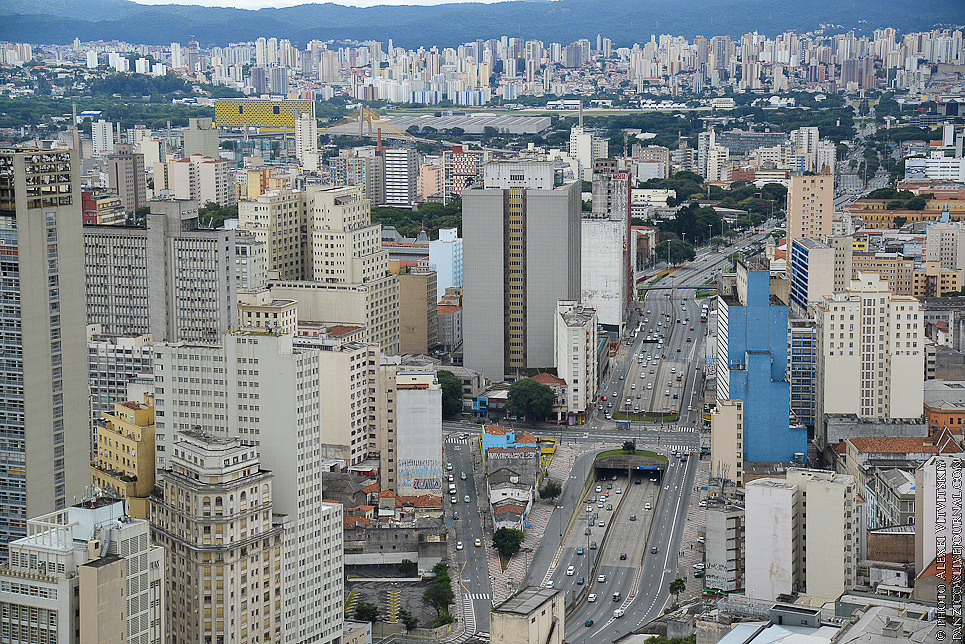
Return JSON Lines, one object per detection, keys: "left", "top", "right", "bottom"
{"left": 396, "top": 379, "right": 443, "bottom": 496}
{"left": 745, "top": 479, "right": 797, "bottom": 601}
{"left": 581, "top": 218, "right": 625, "bottom": 332}
{"left": 428, "top": 228, "right": 463, "bottom": 300}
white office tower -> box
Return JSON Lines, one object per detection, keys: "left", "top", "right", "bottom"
{"left": 814, "top": 273, "right": 924, "bottom": 449}
{"left": 0, "top": 149, "right": 89, "bottom": 555}
{"left": 0, "top": 497, "right": 163, "bottom": 644}
{"left": 554, "top": 300, "right": 598, "bottom": 419}
{"left": 383, "top": 146, "right": 419, "bottom": 206}
{"left": 395, "top": 372, "right": 443, "bottom": 496}
{"left": 569, "top": 125, "right": 608, "bottom": 180}
{"left": 745, "top": 468, "right": 857, "bottom": 601}
{"left": 294, "top": 112, "right": 321, "bottom": 171}
{"left": 86, "top": 49, "right": 98, "bottom": 68}
{"left": 428, "top": 227, "right": 463, "bottom": 301}
{"left": 915, "top": 455, "right": 964, "bottom": 580}
{"left": 463, "top": 161, "right": 581, "bottom": 381}
{"left": 152, "top": 332, "right": 352, "bottom": 643}
{"left": 92, "top": 119, "right": 115, "bottom": 155}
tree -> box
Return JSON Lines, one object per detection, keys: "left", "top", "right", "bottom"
{"left": 398, "top": 608, "right": 419, "bottom": 630}
{"left": 354, "top": 601, "right": 380, "bottom": 623}
{"left": 893, "top": 215, "right": 907, "bottom": 228}
{"left": 905, "top": 196, "right": 927, "bottom": 210}
{"left": 539, "top": 479, "right": 562, "bottom": 499}
{"left": 437, "top": 370, "right": 463, "bottom": 417}
{"left": 507, "top": 378, "right": 555, "bottom": 424}
{"left": 654, "top": 239, "right": 696, "bottom": 265}
{"left": 493, "top": 527, "right": 525, "bottom": 556}
{"left": 669, "top": 577, "right": 686, "bottom": 605}
{"left": 422, "top": 580, "right": 455, "bottom": 617}
{"left": 623, "top": 440, "right": 636, "bottom": 454}
{"left": 398, "top": 559, "right": 417, "bottom": 576}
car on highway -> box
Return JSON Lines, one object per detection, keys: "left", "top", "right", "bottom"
{"left": 588, "top": 594, "right": 597, "bottom": 602}
{"left": 629, "top": 515, "right": 636, "bottom": 521}
{"left": 607, "top": 483, "right": 613, "bottom": 490}
{"left": 598, "top": 501, "right": 605, "bottom": 508}
{"left": 598, "top": 574, "right": 606, "bottom": 583}
{"left": 616, "top": 488, "right": 622, "bottom": 494}
{"left": 451, "top": 496, "right": 458, "bottom": 504}
{"left": 595, "top": 486, "right": 602, "bottom": 493}
{"left": 599, "top": 520, "right": 606, "bottom": 528}
{"left": 585, "top": 528, "right": 591, "bottom": 535}
{"left": 464, "top": 495, "right": 471, "bottom": 503}
{"left": 576, "top": 547, "right": 584, "bottom": 555}
{"left": 545, "top": 581, "right": 554, "bottom": 588}
{"left": 613, "top": 608, "right": 625, "bottom": 618}
{"left": 644, "top": 502, "right": 652, "bottom": 511}
{"left": 598, "top": 404, "right": 603, "bottom": 410}
{"left": 590, "top": 541, "right": 597, "bottom": 549}
{"left": 566, "top": 565, "right": 575, "bottom": 576}
{"left": 686, "top": 337, "right": 692, "bottom": 342}
{"left": 651, "top": 546, "right": 659, "bottom": 554}
{"left": 620, "top": 553, "right": 627, "bottom": 560}
{"left": 577, "top": 576, "right": 584, "bottom": 585}
{"left": 474, "top": 539, "right": 482, "bottom": 547}
{"left": 461, "top": 472, "right": 467, "bottom": 480}
{"left": 453, "top": 512, "right": 459, "bottom": 520}
{"left": 671, "top": 367, "right": 676, "bottom": 373}
{"left": 447, "top": 463, "right": 453, "bottom": 471}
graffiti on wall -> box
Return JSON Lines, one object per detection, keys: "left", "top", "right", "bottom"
{"left": 398, "top": 459, "right": 443, "bottom": 495}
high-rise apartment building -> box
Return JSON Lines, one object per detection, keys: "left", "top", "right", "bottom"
{"left": 716, "top": 261, "right": 805, "bottom": 462}
{"left": 264, "top": 185, "right": 400, "bottom": 353}
{"left": 394, "top": 262, "right": 439, "bottom": 354}
{"left": 151, "top": 432, "right": 284, "bottom": 644}
{"left": 814, "top": 273, "right": 924, "bottom": 449}
{"left": 106, "top": 142, "right": 147, "bottom": 213}
{"left": 789, "top": 238, "right": 836, "bottom": 314}
{"left": 183, "top": 117, "right": 220, "bottom": 159}
{"left": 788, "top": 316, "right": 818, "bottom": 430}
{"left": 92, "top": 119, "right": 115, "bottom": 156}
{"left": 925, "top": 220, "right": 965, "bottom": 270}
{"left": 0, "top": 149, "right": 89, "bottom": 555}
{"left": 395, "top": 371, "right": 443, "bottom": 496}
{"left": 293, "top": 112, "right": 320, "bottom": 171}
{"left": 428, "top": 227, "right": 463, "bottom": 301}
{"left": 154, "top": 154, "right": 235, "bottom": 207}
{"left": 152, "top": 332, "right": 348, "bottom": 642}
{"left": 442, "top": 145, "right": 486, "bottom": 203}
{"left": 87, "top": 330, "right": 155, "bottom": 431}
{"left": 90, "top": 394, "right": 156, "bottom": 519}
{"left": 704, "top": 501, "right": 745, "bottom": 592}
{"left": 383, "top": 146, "right": 419, "bottom": 207}
{"left": 463, "top": 161, "right": 581, "bottom": 381}
{"left": 554, "top": 300, "right": 598, "bottom": 422}
{"left": 0, "top": 497, "right": 164, "bottom": 644}
{"left": 745, "top": 469, "right": 857, "bottom": 601}
{"left": 787, "top": 174, "right": 833, "bottom": 253}
{"left": 84, "top": 198, "right": 237, "bottom": 343}
{"left": 329, "top": 153, "right": 380, "bottom": 204}
{"left": 238, "top": 189, "right": 310, "bottom": 280}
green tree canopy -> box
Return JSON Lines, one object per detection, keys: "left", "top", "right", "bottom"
{"left": 354, "top": 601, "right": 380, "bottom": 623}
{"left": 669, "top": 577, "right": 686, "bottom": 605}
{"left": 437, "top": 370, "right": 463, "bottom": 417}
{"left": 507, "top": 378, "right": 555, "bottom": 424}
{"left": 623, "top": 440, "right": 636, "bottom": 454}
{"left": 398, "top": 608, "right": 419, "bottom": 630}
{"left": 655, "top": 239, "right": 696, "bottom": 265}
{"left": 539, "top": 479, "right": 562, "bottom": 499}
{"left": 493, "top": 527, "right": 525, "bottom": 556}
{"left": 397, "top": 559, "right": 417, "bottom": 576}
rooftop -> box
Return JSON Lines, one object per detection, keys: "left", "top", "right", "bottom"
{"left": 492, "top": 586, "right": 561, "bottom": 615}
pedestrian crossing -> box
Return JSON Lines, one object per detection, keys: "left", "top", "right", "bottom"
{"left": 445, "top": 433, "right": 477, "bottom": 445}
{"left": 467, "top": 593, "right": 490, "bottom": 600}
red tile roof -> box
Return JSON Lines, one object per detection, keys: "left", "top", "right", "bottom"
{"left": 532, "top": 372, "right": 567, "bottom": 386}
{"left": 514, "top": 431, "right": 537, "bottom": 444}
{"left": 362, "top": 482, "right": 379, "bottom": 494}
{"left": 437, "top": 305, "right": 463, "bottom": 314}
{"left": 327, "top": 325, "right": 363, "bottom": 337}
{"left": 847, "top": 430, "right": 963, "bottom": 455}
{"left": 494, "top": 503, "right": 526, "bottom": 514}
{"left": 343, "top": 516, "right": 370, "bottom": 528}
{"left": 485, "top": 424, "right": 511, "bottom": 436}
{"left": 918, "top": 552, "right": 963, "bottom": 583}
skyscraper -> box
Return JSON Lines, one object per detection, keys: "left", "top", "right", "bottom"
{"left": 463, "top": 161, "right": 581, "bottom": 381}
{"left": 0, "top": 149, "right": 89, "bottom": 556}
{"left": 383, "top": 146, "right": 419, "bottom": 206}
{"left": 787, "top": 174, "right": 834, "bottom": 254}
{"left": 582, "top": 164, "right": 631, "bottom": 335}
{"left": 106, "top": 141, "right": 146, "bottom": 213}
{"left": 182, "top": 116, "right": 220, "bottom": 159}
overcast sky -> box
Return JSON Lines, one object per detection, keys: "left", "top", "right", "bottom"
{"left": 131, "top": 0, "right": 507, "bottom": 9}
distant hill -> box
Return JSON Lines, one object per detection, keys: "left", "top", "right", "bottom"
{"left": 1, "top": 0, "right": 962, "bottom": 48}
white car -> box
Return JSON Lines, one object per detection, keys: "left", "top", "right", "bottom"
{"left": 566, "top": 565, "right": 575, "bottom": 576}
{"left": 588, "top": 594, "right": 597, "bottom": 602}
{"left": 644, "top": 502, "right": 652, "bottom": 510}
{"left": 545, "top": 580, "right": 554, "bottom": 588}
{"left": 456, "top": 541, "right": 463, "bottom": 550}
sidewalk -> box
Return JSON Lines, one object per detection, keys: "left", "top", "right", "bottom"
{"left": 674, "top": 457, "right": 711, "bottom": 604}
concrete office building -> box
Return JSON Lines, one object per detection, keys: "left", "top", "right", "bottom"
{"left": 704, "top": 501, "right": 746, "bottom": 592}
{"left": 237, "top": 189, "right": 310, "bottom": 281}
{"left": 84, "top": 198, "right": 236, "bottom": 343}
{"left": 745, "top": 469, "right": 857, "bottom": 601}
{"left": 915, "top": 455, "right": 964, "bottom": 581}
{"left": 428, "top": 227, "right": 463, "bottom": 301}
{"left": 395, "top": 372, "right": 443, "bottom": 497}
{"left": 383, "top": 146, "right": 419, "bottom": 206}
{"left": 0, "top": 497, "right": 163, "bottom": 644}
{"left": 491, "top": 587, "right": 565, "bottom": 644}
{"left": 0, "top": 149, "right": 89, "bottom": 555}
{"left": 554, "top": 300, "right": 599, "bottom": 423}
{"left": 814, "top": 273, "right": 924, "bottom": 449}
{"left": 788, "top": 316, "right": 818, "bottom": 430}
{"left": 717, "top": 261, "right": 804, "bottom": 462}
{"left": 710, "top": 399, "right": 744, "bottom": 486}
{"left": 464, "top": 161, "right": 581, "bottom": 381}
{"left": 151, "top": 433, "right": 284, "bottom": 644}
{"left": 569, "top": 126, "right": 608, "bottom": 180}
{"left": 237, "top": 288, "right": 298, "bottom": 334}
{"left": 234, "top": 229, "right": 268, "bottom": 290}
{"left": 183, "top": 117, "right": 220, "bottom": 159}
{"left": 152, "top": 333, "right": 347, "bottom": 643}
{"left": 850, "top": 252, "right": 915, "bottom": 294}
{"left": 787, "top": 174, "right": 834, "bottom": 253}
{"left": 154, "top": 154, "right": 235, "bottom": 207}
{"left": 106, "top": 142, "right": 147, "bottom": 213}
{"left": 87, "top": 330, "right": 155, "bottom": 432}
{"left": 394, "top": 261, "right": 439, "bottom": 354}
{"left": 245, "top": 185, "right": 400, "bottom": 353}
{"left": 442, "top": 145, "right": 486, "bottom": 203}
{"left": 789, "top": 238, "right": 835, "bottom": 314}
{"left": 582, "top": 167, "right": 631, "bottom": 334}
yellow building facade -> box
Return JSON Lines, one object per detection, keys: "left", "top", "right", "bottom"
{"left": 90, "top": 395, "right": 155, "bottom": 518}
{"left": 214, "top": 99, "right": 314, "bottom": 132}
